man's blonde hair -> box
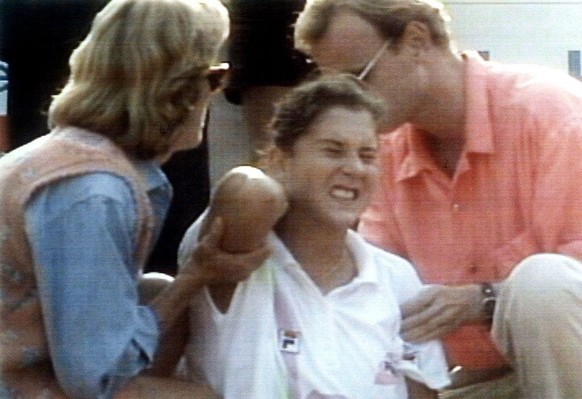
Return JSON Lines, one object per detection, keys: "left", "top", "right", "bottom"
{"left": 49, "top": 0, "right": 228, "bottom": 158}
{"left": 295, "top": 0, "right": 451, "bottom": 54}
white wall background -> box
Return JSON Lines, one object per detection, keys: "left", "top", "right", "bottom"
{"left": 444, "top": 0, "right": 582, "bottom": 73}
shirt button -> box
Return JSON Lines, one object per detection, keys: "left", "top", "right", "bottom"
{"left": 469, "top": 264, "right": 479, "bottom": 273}
{"left": 452, "top": 203, "right": 461, "bottom": 212}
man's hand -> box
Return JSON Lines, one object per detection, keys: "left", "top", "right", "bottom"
{"left": 179, "top": 217, "right": 271, "bottom": 285}
{"left": 400, "top": 284, "right": 484, "bottom": 342}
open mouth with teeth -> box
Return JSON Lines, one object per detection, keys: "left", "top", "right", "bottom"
{"left": 330, "top": 186, "right": 359, "bottom": 200}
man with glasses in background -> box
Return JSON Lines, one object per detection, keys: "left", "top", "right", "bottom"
{"left": 295, "top": 0, "right": 582, "bottom": 398}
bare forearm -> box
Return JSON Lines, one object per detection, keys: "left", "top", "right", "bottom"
{"left": 149, "top": 276, "right": 204, "bottom": 336}
{"left": 400, "top": 281, "right": 504, "bottom": 342}
{"left": 115, "top": 375, "right": 220, "bottom": 399}
{"left": 145, "top": 307, "right": 190, "bottom": 377}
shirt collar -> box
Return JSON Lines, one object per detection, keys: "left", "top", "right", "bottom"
{"left": 395, "top": 51, "right": 495, "bottom": 181}
{"left": 131, "top": 159, "right": 171, "bottom": 194}
{"left": 268, "top": 232, "right": 296, "bottom": 269}
{"left": 345, "top": 229, "right": 379, "bottom": 285}
{"left": 268, "top": 230, "right": 379, "bottom": 287}
{"left": 395, "top": 124, "right": 438, "bottom": 181}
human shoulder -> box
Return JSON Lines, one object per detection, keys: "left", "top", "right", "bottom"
{"left": 482, "top": 57, "right": 582, "bottom": 122}
{"left": 355, "top": 234, "right": 424, "bottom": 302}
{"left": 365, "top": 239, "right": 418, "bottom": 273}
{"left": 352, "top": 232, "right": 420, "bottom": 280}
{"left": 28, "top": 172, "right": 134, "bottom": 220}
{"left": 65, "top": 172, "right": 134, "bottom": 200}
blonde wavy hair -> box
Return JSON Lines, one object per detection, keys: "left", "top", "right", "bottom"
{"left": 49, "top": 0, "right": 229, "bottom": 159}
{"left": 295, "top": 0, "right": 452, "bottom": 54}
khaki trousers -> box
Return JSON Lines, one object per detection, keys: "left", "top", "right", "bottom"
{"left": 439, "top": 373, "right": 520, "bottom": 399}
{"left": 443, "top": 254, "right": 582, "bottom": 399}
{"left": 493, "top": 254, "right": 582, "bottom": 399}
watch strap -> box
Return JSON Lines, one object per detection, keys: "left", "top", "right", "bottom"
{"left": 480, "top": 282, "right": 497, "bottom": 321}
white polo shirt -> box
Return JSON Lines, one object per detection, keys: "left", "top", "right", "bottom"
{"left": 183, "top": 228, "right": 450, "bottom": 398}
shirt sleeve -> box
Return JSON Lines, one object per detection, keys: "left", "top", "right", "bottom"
{"left": 25, "top": 173, "right": 160, "bottom": 399}
{"left": 528, "top": 117, "right": 582, "bottom": 263}
{"left": 490, "top": 116, "right": 582, "bottom": 277}
{"left": 177, "top": 209, "right": 207, "bottom": 271}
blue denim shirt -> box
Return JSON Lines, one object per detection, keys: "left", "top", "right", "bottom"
{"left": 25, "top": 160, "right": 172, "bottom": 399}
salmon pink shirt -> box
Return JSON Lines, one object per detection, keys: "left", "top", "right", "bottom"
{"left": 359, "top": 52, "right": 582, "bottom": 370}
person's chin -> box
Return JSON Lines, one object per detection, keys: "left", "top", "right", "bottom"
{"left": 329, "top": 212, "right": 361, "bottom": 230}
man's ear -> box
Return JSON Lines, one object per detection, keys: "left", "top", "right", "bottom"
{"left": 401, "top": 21, "right": 432, "bottom": 56}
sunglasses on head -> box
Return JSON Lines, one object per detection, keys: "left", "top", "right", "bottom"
{"left": 206, "top": 62, "right": 229, "bottom": 92}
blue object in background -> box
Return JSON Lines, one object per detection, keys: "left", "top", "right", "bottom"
{"left": 0, "top": 60, "right": 7, "bottom": 115}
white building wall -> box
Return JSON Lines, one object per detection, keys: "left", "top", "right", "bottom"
{"left": 444, "top": 0, "right": 582, "bottom": 73}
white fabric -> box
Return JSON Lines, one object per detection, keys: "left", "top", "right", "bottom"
{"left": 181, "top": 221, "right": 450, "bottom": 399}
{"left": 492, "top": 253, "right": 582, "bottom": 399}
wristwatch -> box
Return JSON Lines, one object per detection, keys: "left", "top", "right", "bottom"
{"left": 480, "top": 282, "right": 497, "bottom": 321}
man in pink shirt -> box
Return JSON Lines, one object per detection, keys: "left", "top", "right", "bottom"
{"left": 295, "top": 1, "right": 582, "bottom": 398}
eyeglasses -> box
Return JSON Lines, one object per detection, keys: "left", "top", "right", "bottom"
{"left": 357, "top": 41, "right": 390, "bottom": 81}
{"left": 206, "top": 62, "right": 230, "bottom": 92}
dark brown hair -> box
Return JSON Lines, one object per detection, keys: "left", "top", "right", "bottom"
{"left": 270, "top": 74, "right": 385, "bottom": 153}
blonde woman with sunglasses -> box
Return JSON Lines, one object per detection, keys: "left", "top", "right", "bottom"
{"left": 0, "top": 1, "right": 269, "bottom": 398}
